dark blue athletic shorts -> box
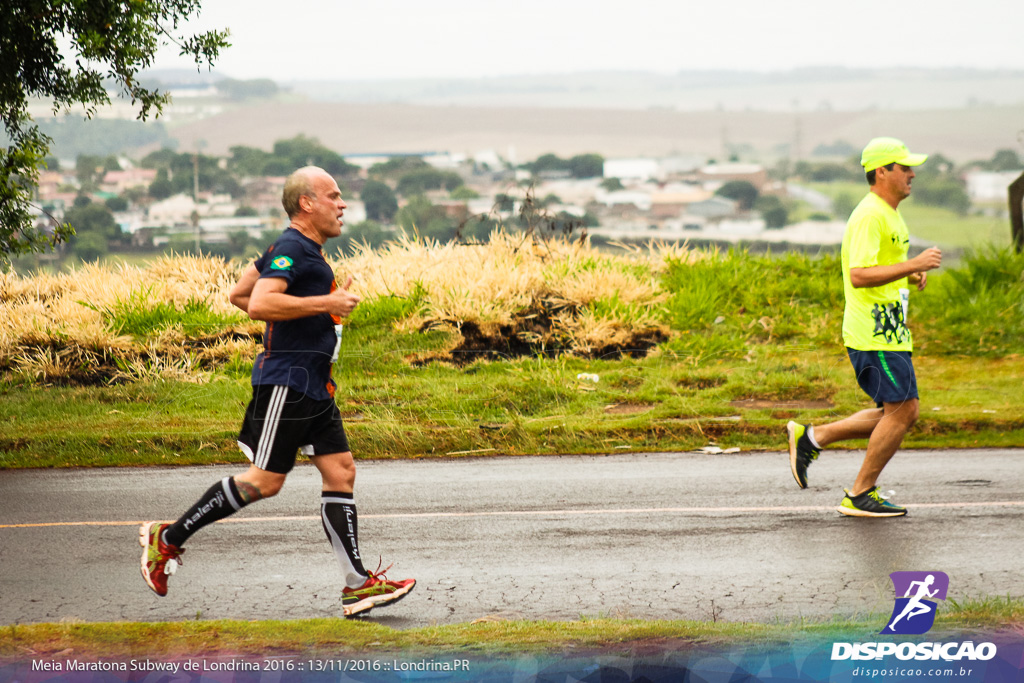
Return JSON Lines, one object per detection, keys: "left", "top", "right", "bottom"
{"left": 237, "top": 385, "right": 350, "bottom": 474}
{"left": 847, "top": 348, "right": 918, "bottom": 407}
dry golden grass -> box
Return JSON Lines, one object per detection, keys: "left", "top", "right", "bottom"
{"left": 1, "top": 256, "right": 256, "bottom": 384}
{"left": 1, "top": 237, "right": 700, "bottom": 383}
{"left": 342, "top": 232, "right": 696, "bottom": 347}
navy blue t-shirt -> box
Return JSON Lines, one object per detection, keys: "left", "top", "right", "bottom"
{"left": 251, "top": 228, "right": 339, "bottom": 400}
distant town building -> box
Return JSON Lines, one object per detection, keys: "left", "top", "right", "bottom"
{"left": 430, "top": 200, "right": 469, "bottom": 222}
{"left": 36, "top": 171, "right": 68, "bottom": 198}
{"left": 423, "top": 152, "right": 467, "bottom": 170}
{"left": 664, "top": 215, "right": 708, "bottom": 232}
{"left": 100, "top": 168, "right": 157, "bottom": 194}
{"left": 38, "top": 193, "right": 78, "bottom": 215}
{"left": 603, "top": 158, "right": 662, "bottom": 182}
{"left": 965, "top": 170, "right": 1024, "bottom": 202}
{"left": 342, "top": 200, "right": 367, "bottom": 225}
{"left": 650, "top": 184, "right": 713, "bottom": 219}
{"left": 686, "top": 196, "right": 738, "bottom": 219}
{"left": 595, "top": 189, "right": 653, "bottom": 211}
{"left": 344, "top": 154, "right": 392, "bottom": 171}
{"left": 144, "top": 216, "right": 279, "bottom": 247}
{"left": 536, "top": 169, "right": 572, "bottom": 180}
{"left": 696, "top": 163, "right": 767, "bottom": 191}
{"left": 472, "top": 149, "right": 504, "bottom": 169}
{"left": 534, "top": 178, "right": 601, "bottom": 206}
{"left": 548, "top": 203, "right": 586, "bottom": 218}
{"left": 241, "top": 177, "right": 287, "bottom": 215}
{"left": 146, "top": 193, "right": 238, "bottom": 226}
{"left": 659, "top": 156, "right": 704, "bottom": 176}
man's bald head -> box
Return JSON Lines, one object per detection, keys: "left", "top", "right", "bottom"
{"left": 282, "top": 166, "right": 330, "bottom": 218}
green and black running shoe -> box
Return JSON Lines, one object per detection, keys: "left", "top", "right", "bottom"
{"left": 837, "top": 487, "right": 907, "bottom": 517}
{"left": 786, "top": 421, "right": 819, "bottom": 489}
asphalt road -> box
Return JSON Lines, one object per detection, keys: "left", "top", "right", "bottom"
{"left": 1, "top": 449, "right": 1021, "bottom": 628}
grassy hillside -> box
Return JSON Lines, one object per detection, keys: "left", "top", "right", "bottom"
{"left": 2, "top": 238, "right": 1022, "bottom": 468}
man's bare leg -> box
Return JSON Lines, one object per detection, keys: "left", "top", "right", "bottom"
{"left": 812, "top": 407, "right": 884, "bottom": 448}
{"left": 850, "top": 399, "right": 919, "bottom": 496}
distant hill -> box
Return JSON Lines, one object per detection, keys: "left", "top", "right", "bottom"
{"left": 137, "top": 69, "right": 227, "bottom": 87}
{"left": 285, "top": 68, "right": 1024, "bottom": 112}
{"left": 101, "top": 68, "right": 1024, "bottom": 164}
{"left": 166, "top": 100, "right": 1024, "bottom": 165}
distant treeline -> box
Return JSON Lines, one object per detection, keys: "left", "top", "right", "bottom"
{"left": 34, "top": 117, "right": 172, "bottom": 158}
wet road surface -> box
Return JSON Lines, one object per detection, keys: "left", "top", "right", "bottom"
{"left": 1, "top": 449, "right": 1021, "bottom": 628}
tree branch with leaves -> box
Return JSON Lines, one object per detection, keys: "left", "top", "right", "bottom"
{"left": 0, "top": 0, "right": 229, "bottom": 265}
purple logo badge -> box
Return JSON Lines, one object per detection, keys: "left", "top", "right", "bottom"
{"left": 883, "top": 571, "right": 949, "bottom": 634}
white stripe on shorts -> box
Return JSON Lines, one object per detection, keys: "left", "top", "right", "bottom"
{"left": 255, "top": 385, "right": 288, "bottom": 470}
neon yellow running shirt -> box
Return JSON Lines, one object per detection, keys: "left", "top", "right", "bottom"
{"left": 841, "top": 192, "right": 913, "bottom": 352}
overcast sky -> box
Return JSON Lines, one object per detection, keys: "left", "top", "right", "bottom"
{"left": 157, "top": 0, "right": 1024, "bottom": 81}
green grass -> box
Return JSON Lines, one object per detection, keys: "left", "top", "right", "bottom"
{"left": 660, "top": 249, "right": 843, "bottom": 361}
{"left": 346, "top": 283, "right": 427, "bottom": 328}
{"left": 80, "top": 287, "right": 246, "bottom": 338}
{"left": 2, "top": 596, "right": 1021, "bottom": 659}
{"left": 0, "top": 381, "right": 247, "bottom": 467}
{"left": 915, "top": 246, "right": 1024, "bottom": 357}
{"left": 3, "top": 349, "right": 1022, "bottom": 468}
{"left": 900, "top": 203, "right": 1012, "bottom": 250}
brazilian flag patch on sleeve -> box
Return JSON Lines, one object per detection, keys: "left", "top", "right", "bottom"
{"left": 270, "top": 255, "right": 294, "bottom": 271}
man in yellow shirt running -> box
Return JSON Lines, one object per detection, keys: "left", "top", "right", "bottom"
{"left": 786, "top": 137, "right": 943, "bottom": 517}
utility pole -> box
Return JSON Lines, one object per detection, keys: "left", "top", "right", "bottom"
{"left": 193, "top": 151, "right": 200, "bottom": 254}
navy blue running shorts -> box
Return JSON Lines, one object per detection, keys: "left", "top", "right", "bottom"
{"left": 237, "top": 385, "right": 350, "bottom": 474}
{"left": 846, "top": 348, "right": 918, "bottom": 407}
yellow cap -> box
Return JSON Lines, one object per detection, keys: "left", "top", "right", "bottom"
{"left": 860, "top": 137, "right": 928, "bottom": 172}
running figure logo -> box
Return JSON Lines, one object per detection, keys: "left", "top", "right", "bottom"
{"left": 883, "top": 571, "right": 949, "bottom": 634}
{"left": 871, "top": 302, "right": 911, "bottom": 344}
